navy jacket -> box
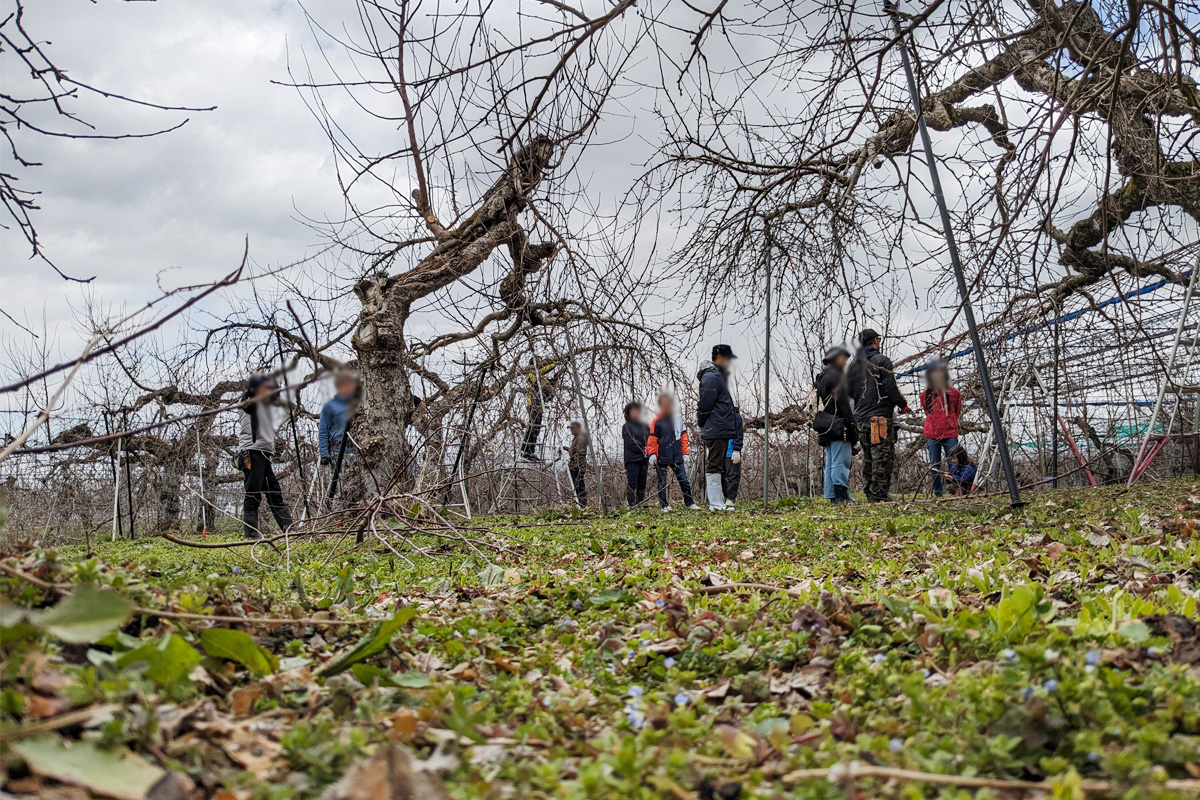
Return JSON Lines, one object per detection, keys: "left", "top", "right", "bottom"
{"left": 725, "top": 413, "right": 744, "bottom": 457}
{"left": 696, "top": 361, "right": 737, "bottom": 439}
{"left": 647, "top": 412, "right": 689, "bottom": 465}
{"left": 622, "top": 419, "right": 649, "bottom": 463}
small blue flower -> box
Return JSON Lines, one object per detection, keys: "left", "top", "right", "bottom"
{"left": 1148, "top": 646, "right": 1162, "bottom": 657}
{"left": 563, "top": 618, "right": 576, "bottom": 627}
{"left": 1000, "top": 648, "right": 1017, "bottom": 661}
{"left": 1021, "top": 686, "right": 1035, "bottom": 700}
{"left": 639, "top": 639, "right": 648, "bottom": 648}
{"left": 889, "top": 738, "right": 903, "bottom": 753}
{"left": 873, "top": 654, "right": 886, "bottom": 664}
{"left": 232, "top": 566, "right": 243, "bottom": 574}
{"left": 606, "top": 666, "right": 616, "bottom": 675}
{"left": 1085, "top": 651, "right": 1100, "bottom": 666}
{"left": 573, "top": 600, "right": 583, "bottom": 609}
{"left": 542, "top": 696, "right": 551, "bottom": 707}
{"left": 1043, "top": 679, "right": 1058, "bottom": 692}
{"left": 1088, "top": 751, "right": 1101, "bottom": 762}
{"left": 625, "top": 707, "right": 645, "bottom": 728}
{"left": 468, "top": 628, "right": 477, "bottom": 636}
{"left": 656, "top": 598, "right": 666, "bottom": 608}
{"left": 628, "top": 685, "right": 644, "bottom": 698}
{"left": 1084, "top": 665, "right": 1095, "bottom": 674}
{"left": 664, "top": 656, "right": 676, "bottom": 668}
{"left": 674, "top": 692, "right": 689, "bottom": 706}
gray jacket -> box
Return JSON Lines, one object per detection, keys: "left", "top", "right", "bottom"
{"left": 238, "top": 402, "right": 278, "bottom": 455}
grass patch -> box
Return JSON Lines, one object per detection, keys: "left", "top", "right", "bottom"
{"left": 3, "top": 480, "right": 1200, "bottom": 798}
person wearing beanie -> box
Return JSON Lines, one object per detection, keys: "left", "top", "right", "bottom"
{"left": 814, "top": 346, "right": 858, "bottom": 504}
{"left": 846, "top": 329, "right": 910, "bottom": 502}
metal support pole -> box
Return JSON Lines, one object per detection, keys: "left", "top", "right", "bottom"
{"left": 123, "top": 416, "right": 135, "bottom": 538}
{"left": 764, "top": 232, "right": 773, "bottom": 510}
{"left": 275, "top": 331, "right": 310, "bottom": 520}
{"left": 887, "top": 1, "right": 1023, "bottom": 506}
{"left": 563, "top": 326, "right": 604, "bottom": 511}
{"left": 1051, "top": 299, "right": 1060, "bottom": 488}
{"left": 196, "top": 428, "right": 208, "bottom": 533}
{"left": 111, "top": 434, "right": 123, "bottom": 542}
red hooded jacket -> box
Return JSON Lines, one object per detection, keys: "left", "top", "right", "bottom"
{"left": 921, "top": 387, "right": 962, "bottom": 440}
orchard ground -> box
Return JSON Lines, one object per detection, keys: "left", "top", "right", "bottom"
{"left": 3, "top": 479, "right": 1200, "bottom": 799}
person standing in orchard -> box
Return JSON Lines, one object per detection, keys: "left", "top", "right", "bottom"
{"left": 696, "top": 344, "right": 738, "bottom": 511}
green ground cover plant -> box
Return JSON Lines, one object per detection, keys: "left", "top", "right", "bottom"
{"left": 3, "top": 480, "right": 1200, "bottom": 799}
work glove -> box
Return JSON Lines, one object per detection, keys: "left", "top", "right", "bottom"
{"left": 320, "top": 455, "right": 332, "bottom": 466}
{"left": 731, "top": 451, "right": 742, "bottom": 465}
{"left": 682, "top": 454, "right": 691, "bottom": 467}
{"left": 648, "top": 454, "right": 658, "bottom": 467}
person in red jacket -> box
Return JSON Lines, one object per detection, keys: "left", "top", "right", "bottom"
{"left": 921, "top": 361, "right": 962, "bottom": 497}
{"left": 646, "top": 393, "right": 697, "bottom": 511}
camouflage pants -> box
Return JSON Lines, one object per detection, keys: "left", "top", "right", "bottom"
{"left": 856, "top": 420, "right": 896, "bottom": 502}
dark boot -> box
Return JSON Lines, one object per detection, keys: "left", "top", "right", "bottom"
{"left": 242, "top": 498, "right": 262, "bottom": 540}
{"left": 835, "top": 485, "right": 854, "bottom": 504}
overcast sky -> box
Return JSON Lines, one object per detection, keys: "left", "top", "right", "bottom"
{"left": 2, "top": 0, "right": 350, "bottom": 341}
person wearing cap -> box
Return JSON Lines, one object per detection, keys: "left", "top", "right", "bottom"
{"left": 696, "top": 344, "right": 738, "bottom": 510}
{"left": 237, "top": 372, "right": 294, "bottom": 539}
{"left": 847, "top": 329, "right": 910, "bottom": 502}
{"left": 921, "top": 360, "right": 962, "bottom": 496}
{"left": 814, "top": 347, "right": 858, "bottom": 503}
{"left": 564, "top": 420, "right": 590, "bottom": 507}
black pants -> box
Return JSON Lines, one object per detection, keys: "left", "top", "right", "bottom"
{"left": 723, "top": 456, "right": 742, "bottom": 501}
{"left": 569, "top": 466, "right": 587, "bottom": 506}
{"left": 521, "top": 406, "right": 543, "bottom": 459}
{"left": 704, "top": 438, "right": 728, "bottom": 474}
{"left": 240, "top": 450, "right": 293, "bottom": 539}
{"left": 624, "top": 460, "right": 648, "bottom": 507}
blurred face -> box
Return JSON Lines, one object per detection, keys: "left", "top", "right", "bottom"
{"left": 713, "top": 354, "right": 731, "bottom": 369}
{"left": 336, "top": 377, "right": 356, "bottom": 398}
{"left": 658, "top": 394, "right": 674, "bottom": 415}
{"left": 628, "top": 406, "right": 641, "bottom": 422}
{"left": 570, "top": 425, "right": 581, "bottom": 436}
{"left": 255, "top": 381, "right": 276, "bottom": 400}
{"left": 832, "top": 353, "right": 848, "bottom": 370}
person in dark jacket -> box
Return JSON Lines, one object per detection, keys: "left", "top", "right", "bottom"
{"left": 846, "top": 329, "right": 910, "bottom": 502}
{"left": 697, "top": 344, "right": 737, "bottom": 510}
{"left": 723, "top": 407, "right": 744, "bottom": 506}
{"left": 647, "top": 393, "right": 697, "bottom": 511}
{"left": 921, "top": 361, "right": 962, "bottom": 496}
{"left": 237, "top": 373, "right": 293, "bottom": 539}
{"left": 943, "top": 445, "right": 977, "bottom": 495}
{"left": 564, "top": 420, "right": 589, "bottom": 507}
{"left": 815, "top": 347, "right": 858, "bottom": 504}
{"left": 621, "top": 402, "right": 650, "bottom": 508}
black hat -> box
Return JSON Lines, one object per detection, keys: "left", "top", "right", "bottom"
{"left": 243, "top": 372, "right": 276, "bottom": 401}
{"left": 712, "top": 344, "right": 737, "bottom": 360}
{"left": 823, "top": 347, "right": 850, "bottom": 365}
{"left": 859, "top": 328, "right": 881, "bottom": 346}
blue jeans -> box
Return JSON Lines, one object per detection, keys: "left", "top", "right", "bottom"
{"left": 824, "top": 441, "right": 851, "bottom": 499}
{"left": 656, "top": 462, "right": 694, "bottom": 508}
{"left": 925, "top": 437, "right": 958, "bottom": 496}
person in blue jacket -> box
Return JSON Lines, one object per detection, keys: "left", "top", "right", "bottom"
{"left": 319, "top": 371, "right": 358, "bottom": 467}
{"left": 722, "top": 407, "right": 744, "bottom": 507}
{"left": 696, "top": 344, "right": 737, "bottom": 510}
{"left": 943, "top": 445, "right": 978, "bottom": 496}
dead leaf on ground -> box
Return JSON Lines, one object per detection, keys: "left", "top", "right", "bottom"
{"left": 320, "top": 742, "right": 453, "bottom": 800}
